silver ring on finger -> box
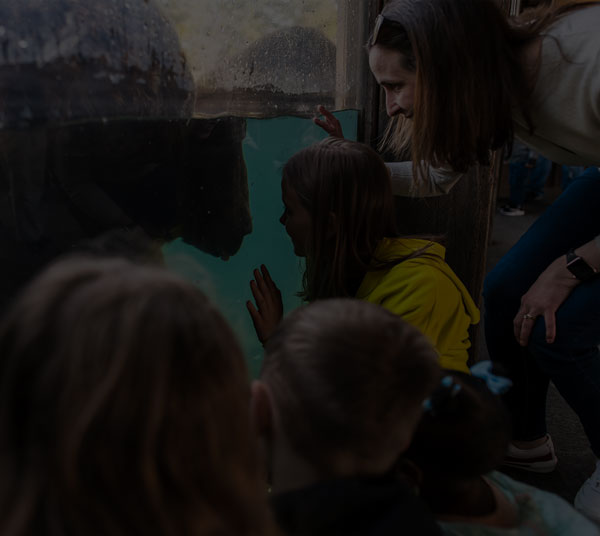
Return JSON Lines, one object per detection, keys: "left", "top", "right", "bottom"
{"left": 523, "top": 313, "right": 536, "bottom": 320}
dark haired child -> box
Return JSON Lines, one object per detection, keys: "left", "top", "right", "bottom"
{"left": 404, "top": 363, "right": 598, "bottom": 535}
{"left": 248, "top": 137, "right": 479, "bottom": 373}
{"left": 251, "top": 298, "right": 443, "bottom": 535}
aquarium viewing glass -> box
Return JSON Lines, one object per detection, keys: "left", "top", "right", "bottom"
{"left": 0, "top": 0, "right": 370, "bottom": 374}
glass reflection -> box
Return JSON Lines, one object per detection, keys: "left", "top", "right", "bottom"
{"left": 0, "top": 0, "right": 363, "bottom": 369}
{"left": 0, "top": 0, "right": 253, "bottom": 308}
{"left": 0, "top": 116, "right": 252, "bottom": 309}
{"left": 0, "top": 0, "right": 194, "bottom": 126}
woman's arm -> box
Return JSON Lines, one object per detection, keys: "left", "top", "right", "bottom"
{"left": 314, "top": 106, "right": 464, "bottom": 197}
{"left": 313, "top": 105, "right": 344, "bottom": 138}
{"left": 386, "top": 161, "right": 465, "bottom": 197}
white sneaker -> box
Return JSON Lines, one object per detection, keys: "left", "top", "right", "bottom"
{"left": 575, "top": 459, "right": 600, "bottom": 523}
{"left": 503, "top": 434, "right": 558, "bottom": 473}
{"left": 500, "top": 204, "right": 525, "bottom": 216}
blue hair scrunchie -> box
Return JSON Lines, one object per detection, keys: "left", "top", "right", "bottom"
{"left": 470, "top": 360, "right": 512, "bottom": 395}
{"left": 422, "top": 375, "right": 461, "bottom": 415}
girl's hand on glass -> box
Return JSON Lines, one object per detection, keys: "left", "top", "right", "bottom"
{"left": 313, "top": 105, "right": 344, "bottom": 138}
{"left": 247, "top": 264, "right": 283, "bottom": 344}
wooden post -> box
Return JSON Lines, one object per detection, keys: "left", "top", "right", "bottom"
{"left": 335, "top": 1, "right": 370, "bottom": 111}
{"left": 392, "top": 165, "right": 497, "bottom": 364}
{"left": 334, "top": 1, "right": 384, "bottom": 146}
{"left": 499, "top": 0, "right": 522, "bottom": 15}
{"left": 360, "top": 0, "right": 385, "bottom": 146}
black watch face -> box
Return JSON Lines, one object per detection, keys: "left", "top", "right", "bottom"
{"left": 567, "top": 257, "right": 596, "bottom": 281}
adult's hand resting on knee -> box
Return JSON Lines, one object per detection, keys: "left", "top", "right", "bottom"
{"left": 513, "top": 240, "right": 600, "bottom": 346}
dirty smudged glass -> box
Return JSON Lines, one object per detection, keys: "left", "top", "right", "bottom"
{"left": 0, "top": 0, "right": 368, "bottom": 372}
{"left": 158, "top": 0, "right": 367, "bottom": 117}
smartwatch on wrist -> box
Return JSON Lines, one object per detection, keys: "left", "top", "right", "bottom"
{"left": 566, "top": 249, "right": 598, "bottom": 282}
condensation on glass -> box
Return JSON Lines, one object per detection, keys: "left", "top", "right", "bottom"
{"left": 157, "top": 0, "right": 369, "bottom": 117}
{"left": 0, "top": 0, "right": 368, "bottom": 366}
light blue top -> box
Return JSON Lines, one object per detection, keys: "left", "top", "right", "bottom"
{"left": 440, "top": 471, "right": 599, "bottom": 536}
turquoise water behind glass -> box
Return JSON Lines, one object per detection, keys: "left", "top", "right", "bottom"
{"left": 163, "top": 111, "right": 358, "bottom": 377}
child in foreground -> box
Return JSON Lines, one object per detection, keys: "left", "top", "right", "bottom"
{"left": 247, "top": 137, "right": 479, "bottom": 372}
{"left": 0, "top": 256, "right": 279, "bottom": 536}
{"left": 251, "top": 298, "right": 443, "bottom": 535}
{"left": 404, "top": 364, "right": 599, "bottom": 535}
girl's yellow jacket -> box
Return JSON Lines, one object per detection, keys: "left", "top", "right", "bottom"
{"left": 356, "top": 238, "right": 480, "bottom": 373}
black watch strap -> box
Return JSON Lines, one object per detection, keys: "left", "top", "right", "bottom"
{"left": 566, "top": 249, "right": 598, "bottom": 282}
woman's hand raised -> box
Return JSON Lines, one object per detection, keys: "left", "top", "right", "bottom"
{"left": 247, "top": 264, "right": 283, "bottom": 345}
{"left": 313, "top": 105, "right": 344, "bottom": 138}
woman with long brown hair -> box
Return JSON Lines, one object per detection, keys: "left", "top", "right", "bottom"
{"left": 316, "top": 0, "right": 600, "bottom": 522}
{"left": 0, "top": 256, "right": 278, "bottom": 536}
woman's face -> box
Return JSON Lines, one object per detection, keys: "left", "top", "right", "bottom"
{"left": 368, "top": 45, "right": 416, "bottom": 118}
{"left": 280, "top": 178, "right": 312, "bottom": 257}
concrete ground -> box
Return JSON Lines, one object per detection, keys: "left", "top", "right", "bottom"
{"left": 479, "top": 177, "right": 596, "bottom": 503}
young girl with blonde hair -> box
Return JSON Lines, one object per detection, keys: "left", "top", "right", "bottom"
{"left": 0, "top": 256, "right": 279, "bottom": 536}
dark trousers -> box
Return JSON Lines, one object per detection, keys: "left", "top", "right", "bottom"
{"left": 484, "top": 169, "right": 600, "bottom": 457}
